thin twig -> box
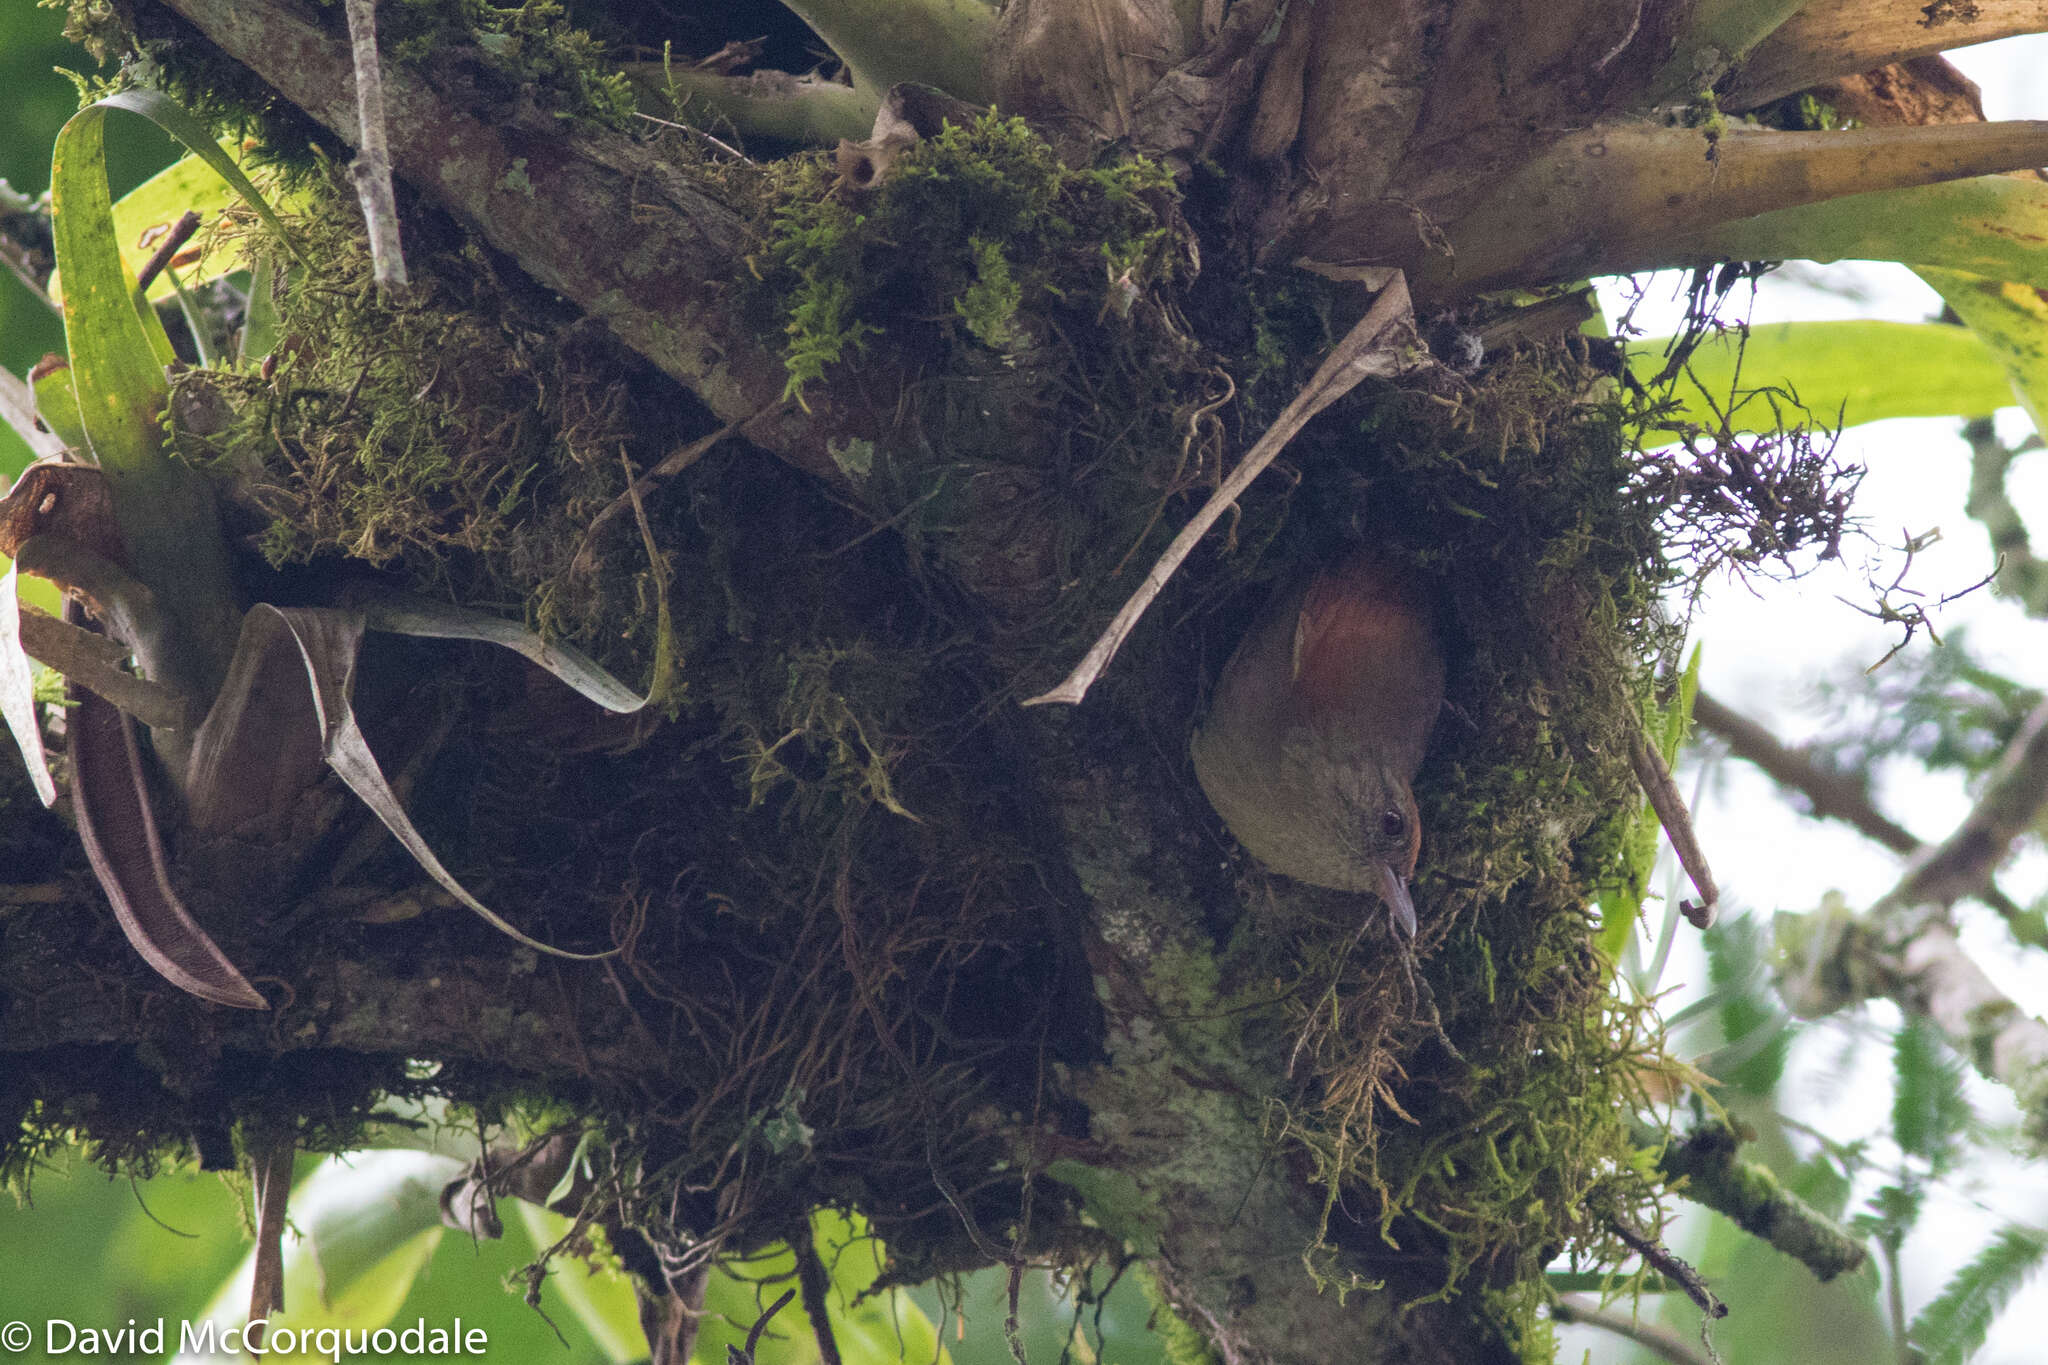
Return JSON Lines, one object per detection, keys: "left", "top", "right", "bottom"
{"left": 133, "top": 210, "right": 202, "bottom": 293}
{"left": 344, "top": 0, "right": 409, "bottom": 295}
{"left": 1695, "top": 690, "right": 2037, "bottom": 934}
{"left": 1627, "top": 717, "right": 1719, "bottom": 928}
{"left": 572, "top": 413, "right": 756, "bottom": 575}
{"left": 1553, "top": 1296, "right": 1716, "bottom": 1365}
{"left": 1024, "top": 273, "right": 1420, "bottom": 707}
{"left": 1875, "top": 694, "right": 2048, "bottom": 915}
{"left": 736, "top": 1289, "right": 796, "bottom": 1363}
{"left": 1611, "top": 1221, "right": 1726, "bottom": 1320}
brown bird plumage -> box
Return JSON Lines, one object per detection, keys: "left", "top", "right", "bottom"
{"left": 1191, "top": 550, "right": 1445, "bottom": 935}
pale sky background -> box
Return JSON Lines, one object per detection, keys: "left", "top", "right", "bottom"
{"left": 1561, "top": 33, "right": 2048, "bottom": 1365}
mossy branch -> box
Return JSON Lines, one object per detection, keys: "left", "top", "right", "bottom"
{"left": 1963, "top": 418, "right": 2048, "bottom": 616}
{"left": 1649, "top": 1118, "right": 1868, "bottom": 1283}
{"left": 1776, "top": 697, "right": 2048, "bottom": 1143}
{"left": 157, "top": 0, "right": 857, "bottom": 493}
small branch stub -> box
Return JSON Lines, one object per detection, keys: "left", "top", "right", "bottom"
{"left": 343, "top": 0, "right": 409, "bottom": 296}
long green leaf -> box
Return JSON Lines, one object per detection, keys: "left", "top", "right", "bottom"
{"left": 49, "top": 94, "right": 248, "bottom": 704}
{"left": 1670, "top": 173, "right": 2048, "bottom": 292}
{"left": 350, "top": 585, "right": 650, "bottom": 714}
{"left": 1917, "top": 267, "right": 2048, "bottom": 435}
{"left": 175, "top": 1151, "right": 466, "bottom": 1365}
{"left": 1633, "top": 321, "right": 2015, "bottom": 435}
{"left": 254, "top": 604, "right": 620, "bottom": 960}
{"left": 1907, "top": 1223, "right": 2048, "bottom": 1365}
{"left": 50, "top": 102, "right": 171, "bottom": 479}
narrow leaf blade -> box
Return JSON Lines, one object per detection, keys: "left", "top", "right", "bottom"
{"left": 350, "top": 586, "right": 648, "bottom": 714}
{"left": 66, "top": 615, "right": 266, "bottom": 1010}
{"left": 259, "top": 605, "right": 619, "bottom": 961}
{"left": 0, "top": 560, "right": 57, "bottom": 806}
{"left": 1633, "top": 320, "right": 2015, "bottom": 435}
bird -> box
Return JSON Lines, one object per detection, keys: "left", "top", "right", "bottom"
{"left": 1191, "top": 549, "right": 1445, "bottom": 935}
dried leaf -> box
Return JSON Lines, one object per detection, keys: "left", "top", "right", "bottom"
{"left": 67, "top": 609, "right": 266, "bottom": 1010}
{"left": 257, "top": 604, "right": 618, "bottom": 961}
{"left": 348, "top": 585, "right": 648, "bottom": 714}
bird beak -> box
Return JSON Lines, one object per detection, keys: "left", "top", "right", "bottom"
{"left": 1376, "top": 859, "right": 1418, "bottom": 938}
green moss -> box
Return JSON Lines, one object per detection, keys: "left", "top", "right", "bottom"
{"left": 749, "top": 112, "right": 1178, "bottom": 402}
{"left": 380, "top": 0, "right": 635, "bottom": 130}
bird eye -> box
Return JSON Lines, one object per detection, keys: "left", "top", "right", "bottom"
{"left": 1380, "top": 810, "right": 1405, "bottom": 840}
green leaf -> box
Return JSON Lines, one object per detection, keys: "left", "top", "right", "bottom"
{"left": 1889, "top": 1016, "right": 1972, "bottom": 1178}
{"left": 1917, "top": 267, "right": 2048, "bottom": 436}
{"left": 30, "top": 360, "right": 86, "bottom": 451}
{"left": 48, "top": 94, "right": 248, "bottom": 702}
{"left": 50, "top": 100, "right": 173, "bottom": 478}
{"left": 87, "top": 140, "right": 301, "bottom": 306}
{"left": 240, "top": 251, "right": 282, "bottom": 366}
{"left": 1633, "top": 321, "right": 2014, "bottom": 435}
{"left": 1907, "top": 1224, "right": 2048, "bottom": 1365}
{"left": 509, "top": 1202, "right": 644, "bottom": 1364}
{"left": 1674, "top": 172, "right": 2048, "bottom": 294}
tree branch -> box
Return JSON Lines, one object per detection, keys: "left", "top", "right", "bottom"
{"left": 1694, "top": 689, "right": 2038, "bottom": 940}
{"left": 1694, "top": 690, "right": 1918, "bottom": 855}
{"left": 1963, "top": 416, "right": 2048, "bottom": 617}
{"left": 1773, "top": 694, "right": 2048, "bottom": 1144}
{"left": 154, "top": 0, "right": 856, "bottom": 490}
{"left": 1874, "top": 695, "right": 2048, "bottom": 915}
{"left": 1552, "top": 1296, "right": 1715, "bottom": 1365}
{"left": 1649, "top": 1118, "right": 1868, "bottom": 1283}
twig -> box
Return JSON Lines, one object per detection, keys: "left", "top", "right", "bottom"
{"left": 133, "top": 210, "right": 202, "bottom": 292}
{"left": 1552, "top": 1296, "right": 1716, "bottom": 1365}
{"left": 1627, "top": 718, "right": 1719, "bottom": 928}
{"left": 733, "top": 1289, "right": 796, "bottom": 1364}
{"left": 1024, "top": 273, "right": 1420, "bottom": 707}
{"left": 1610, "top": 1221, "right": 1726, "bottom": 1321}
{"left": 791, "top": 1219, "right": 843, "bottom": 1365}
{"left": 343, "top": 0, "right": 409, "bottom": 295}
{"left": 1875, "top": 694, "right": 2048, "bottom": 914}
{"left": 1694, "top": 691, "right": 1916, "bottom": 853}
{"left": 1695, "top": 690, "right": 2037, "bottom": 936}
{"left": 572, "top": 413, "right": 758, "bottom": 574}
